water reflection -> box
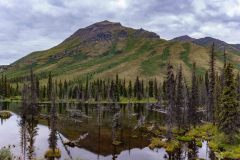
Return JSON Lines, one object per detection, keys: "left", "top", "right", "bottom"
{"left": 0, "top": 102, "right": 214, "bottom": 160}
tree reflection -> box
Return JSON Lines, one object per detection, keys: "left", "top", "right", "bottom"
{"left": 188, "top": 141, "right": 198, "bottom": 159}
{"left": 19, "top": 69, "right": 40, "bottom": 160}
{"left": 48, "top": 95, "right": 58, "bottom": 155}
{"left": 45, "top": 93, "right": 61, "bottom": 160}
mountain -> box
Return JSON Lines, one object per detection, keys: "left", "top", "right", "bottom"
{"left": 172, "top": 36, "right": 240, "bottom": 53}
{"left": 4, "top": 21, "right": 240, "bottom": 82}
{"left": 171, "top": 35, "right": 196, "bottom": 42}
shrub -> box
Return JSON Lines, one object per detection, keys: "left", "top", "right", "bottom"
{"left": 0, "top": 148, "right": 13, "bottom": 160}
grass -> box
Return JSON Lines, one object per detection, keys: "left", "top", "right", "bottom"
{"left": 186, "top": 124, "right": 240, "bottom": 159}
{"left": 0, "top": 148, "right": 13, "bottom": 160}
{"left": 180, "top": 43, "right": 206, "bottom": 75}
{"left": 176, "top": 135, "right": 193, "bottom": 142}
{"left": 44, "top": 148, "right": 61, "bottom": 159}
{"left": 0, "top": 96, "right": 158, "bottom": 104}
{"left": 147, "top": 123, "right": 240, "bottom": 159}
{"left": 149, "top": 138, "right": 180, "bottom": 153}
{"left": 0, "top": 111, "right": 12, "bottom": 119}
{"left": 141, "top": 46, "right": 170, "bottom": 76}
{"left": 180, "top": 43, "right": 191, "bottom": 68}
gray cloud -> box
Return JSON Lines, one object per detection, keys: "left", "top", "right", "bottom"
{"left": 0, "top": 0, "right": 240, "bottom": 64}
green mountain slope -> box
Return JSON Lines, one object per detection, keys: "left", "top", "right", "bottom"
{"left": 4, "top": 20, "right": 240, "bottom": 82}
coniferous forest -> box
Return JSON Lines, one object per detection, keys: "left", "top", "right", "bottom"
{"left": 1, "top": 42, "right": 240, "bottom": 159}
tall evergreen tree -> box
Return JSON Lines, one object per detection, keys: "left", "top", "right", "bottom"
{"left": 115, "top": 74, "right": 120, "bottom": 101}
{"left": 84, "top": 77, "right": 89, "bottom": 100}
{"left": 63, "top": 80, "right": 68, "bottom": 99}
{"left": 175, "top": 65, "right": 184, "bottom": 130}
{"left": 128, "top": 80, "right": 132, "bottom": 98}
{"left": 218, "top": 63, "right": 239, "bottom": 143}
{"left": 47, "top": 72, "right": 52, "bottom": 101}
{"left": 154, "top": 78, "right": 158, "bottom": 100}
{"left": 166, "top": 63, "right": 175, "bottom": 140}
{"left": 208, "top": 43, "right": 216, "bottom": 122}
{"left": 189, "top": 63, "right": 198, "bottom": 128}
{"left": 134, "top": 76, "right": 141, "bottom": 100}
{"left": 36, "top": 77, "right": 40, "bottom": 98}
{"left": 148, "top": 80, "right": 154, "bottom": 97}
{"left": 236, "top": 73, "right": 240, "bottom": 101}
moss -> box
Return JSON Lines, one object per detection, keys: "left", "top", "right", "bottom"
{"left": 220, "top": 151, "right": 240, "bottom": 159}
{"left": 0, "top": 111, "right": 12, "bottom": 119}
{"left": 172, "top": 128, "right": 186, "bottom": 135}
{"left": 149, "top": 138, "right": 180, "bottom": 153}
{"left": 192, "top": 124, "right": 240, "bottom": 159}
{"left": 186, "top": 123, "right": 217, "bottom": 140}
{"left": 196, "top": 140, "right": 202, "bottom": 147}
{"left": 149, "top": 138, "right": 165, "bottom": 149}
{"left": 44, "top": 148, "right": 61, "bottom": 158}
{"left": 165, "top": 140, "right": 180, "bottom": 153}
{"left": 176, "top": 135, "right": 193, "bottom": 142}
{"left": 112, "top": 140, "right": 122, "bottom": 146}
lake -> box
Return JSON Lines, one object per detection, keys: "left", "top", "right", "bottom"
{"left": 0, "top": 102, "right": 215, "bottom": 160}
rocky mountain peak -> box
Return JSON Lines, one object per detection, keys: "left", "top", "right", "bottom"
{"left": 65, "top": 20, "right": 159, "bottom": 43}
{"left": 171, "top": 35, "right": 196, "bottom": 42}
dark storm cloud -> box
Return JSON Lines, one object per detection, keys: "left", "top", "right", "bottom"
{"left": 0, "top": 0, "right": 240, "bottom": 64}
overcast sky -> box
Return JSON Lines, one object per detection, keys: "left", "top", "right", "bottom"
{"left": 0, "top": 0, "right": 240, "bottom": 65}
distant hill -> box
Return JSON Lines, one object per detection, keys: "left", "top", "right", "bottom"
{"left": 172, "top": 36, "right": 240, "bottom": 53}
{"left": 4, "top": 21, "right": 240, "bottom": 82}
{"left": 171, "top": 35, "right": 196, "bottom": 42}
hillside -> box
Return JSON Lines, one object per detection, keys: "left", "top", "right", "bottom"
{"left": 4, "top": 21, "right": 240, "bottom": 82}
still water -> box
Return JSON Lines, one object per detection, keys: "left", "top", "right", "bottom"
{"left": 0, "top": 102, "right": 214, "bottom": 160}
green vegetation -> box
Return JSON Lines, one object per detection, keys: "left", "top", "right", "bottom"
{"left": 176, "top": 135, "right": 193, "bottom": 142}
{"left": 149, "top": 138, "right": 180, "bottom": 153}
{"left": 185, "top": 124, "right": 240, "bottom": 159}
{"left": 141, "top": 46, "right": 170, "bottom": 75}
{"left": 180, "top": 43, "right": 191, "bottom": 68}
{"left": 0, "top": 148, "right": 13, "bottom": 160}
{"left": 44, "top": 148, "right": 61, "bottom": 159}
{"left": 180, "top": 43, "right": 205, "bottom": 75}
{"left": 0, "top": 111, "right": 12, "bottom": 119}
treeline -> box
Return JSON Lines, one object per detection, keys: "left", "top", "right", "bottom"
{"left": 164, "top": 44, "right": 240, "bottom": 143}
{"left": 0, "top": 75, "right": 19, "bottom": 97}
{"left": 1, "top": 43, "right": 240, "bottom": 142}
{"left": 1, "top": 73, "right": 162, "bottom": 102}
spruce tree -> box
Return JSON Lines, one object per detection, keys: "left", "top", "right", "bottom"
{"left": 36, "top": 77, "right": 40, "bottom": 98}
{"left": 166, "top": 63, "right": 175, "bottom": 140}
{"left": 64, "top": 80, "right": 68, "bottom": 99}
{"left": 134, "top": 76, "right": 141, "bottom": 100}
{"left": 208, "top": 43, "right": 216, "bottom": 122}
{"left": 218, "top": 63, "right": 239, "bottom": 143}
{"left": 47, "top": 72, "right": 52, "bottom": 101}
{"left": 58, "top": 80, "right": 63, "bottom": 99}
{"left": 154, "top": 78, "right": 158, "bottom": 100}
{"left": 128, "top": 80, "right": 132, "bottom": 98}
{"left": 189, "top": 63, "right": 198, "bottom": 128}
{"left": 236, "top": 73, "right": 240, "bottom": 101}
{"left": 148, "top": 80, "right": 154, "bottom": 97}
{"left": 115, "top": 74, "right": 120, "bottom": 101}
{"left": 175, "top": 65, "right": 184, "bottom": 130}
{"left": 85, "top": 77, "right": 89, "bottom": 100}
